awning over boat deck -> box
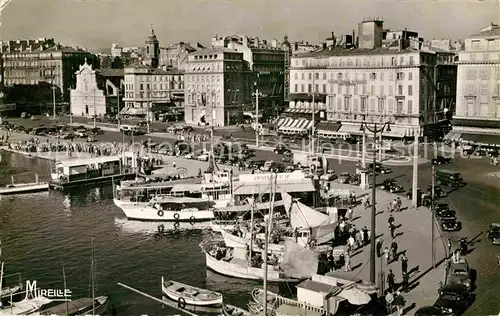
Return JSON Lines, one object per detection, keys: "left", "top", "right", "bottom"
{"left": 233, "top": 181, "right": 315, "bottom": 195}
{"left": 444, "top": 131, "right": 463, "bottom": 141}
{"left": 170, "top": 182, "right": 228, "bottom": 193}
{"left": 382, "top": 126, "right": 407, "bottom": 138}
{"left": 338, "top": 124, "right": 363, "bottom": 135}
{"left": 461, "top": 133, "right": 500, "bottom": 146}
{"left": 317, "top": 122, "right": 341, "bottom": 133}
{"left": 276, "top": 118, "right": 314, "bottom": 130}
{"left": 216, "top": 200, "right": 285, "bottom": 212}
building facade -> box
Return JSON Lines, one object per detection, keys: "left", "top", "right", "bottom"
{"left": 70, "top": 59, "right": 106, "bottom": 117}
{"left": 183, "top": 48, "right": 252, "bottom": 126}
{"left": 97, "top": 68, "right": 124, "bottom": 116}
{"left": 212, "top": 35, "right": 285, "bottom": 119}
{"left": 159, "top": 42, "right": 197, "bottom": 71}
{"left": 122, "top": 64, "right": 184, "bottom": 118}
{"left": 0, "top": 38, "right": 95, "bottom": 103}
{"left": 454, "top": 23, "right": 500, "bottom": 135}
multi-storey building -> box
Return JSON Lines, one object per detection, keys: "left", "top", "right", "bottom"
{"left": 122, "top": 64, "right": 184, "bottom": 118}
{"left": 212, "top": 35, "right": 285, "bottom": 119}
{"left": 453, "top": 23, "right": 500, "bottom": 138}
{"left": 0, "top": 38, "right": 95, "bottom": 104}
{"left": 285, "top": 19, "right": 454, "bottom": 139}
{"left": 183, "top": 48, "right": 252, "bottom": 126}
{"left": 159, "top": 42, "right": 197, "bottom": 71}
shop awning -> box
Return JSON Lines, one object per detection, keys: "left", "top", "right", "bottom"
{"left": 276, "top": 118, "right": 314, "bottom": 130}
{"left": 121, "top": 107, "right": 147, "bottom": 115}
{"left": 461, "top": 133, "right": 500, "bottom": 146}
{"left": 284, "top": 108, "right": 320, "bottom": 114}
{"left": 338, "top": 124, "right": 363, "bottom": 135}
{"left": 382, "top": 126, "right": 408, "bottom": 138}
{"left": 233, "top": 181, "right": 315, "bottom": 195}
{"left": 317, "top": 122, "right": 341, "bottom": 132}
{"left": 289, "top": 93, "right": 327, "bottom": 103}
{"left": 444, "top": 131, "right": 463, "bottom": 141}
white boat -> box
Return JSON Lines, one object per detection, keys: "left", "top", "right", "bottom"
{"left": 222, "top": 304, "right": 250, "bottom": 316}
{"left": 39, "top": 296, "right": 108, "bottom": 316}
{"left": 0, "top": 174, "right": 48, "bottom": 196}
{"left": 114, "top": 217, "right": 211, "bottom": 234}
{"left": 210, "top": 219, "right": 237, "bottom": 233}
{"left": 2, "top": 295, "right": 52, "bottom": 315}
{"left": 161, "top": 277, "right": 223, "bottom": 307}
{"left": 161, "top": 296, "right": 222, "bottom": 314}
{"left": 220, "top": 229, "right": 285, "bottom": 253}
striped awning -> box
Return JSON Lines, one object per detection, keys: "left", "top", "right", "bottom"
{"left": 382, "top": 126, "right": 408, "bottom": 138}
{"left": 338, "top": 124, "right": 363, "bottom": 135}
{"left": 277, "top": 118, "right": 314, "bottom": 130}
{"left": 284, "top": 109, "right": 320, "bottom": 114}
{"left": 444, "top": 131, "right": 463, "bottom": 141}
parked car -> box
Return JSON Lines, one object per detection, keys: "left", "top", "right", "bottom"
{"left": 432, "top": 155, "right": 453, "bottom": 165}
{"left": 486, "top": 223, "right": 500, "bottom": 245}
{"left": 440, "top": 217, "right": 460, "bottom": 231}
{"left": 447, "top": 259, "right": 472, "bottom": 290}
{"left": 350, "top": 174, "right": 361, "bottom": 186}
{"left": 58, "top": 133, "right": 73, "bottom": 140}
{"left": 368, "top": 162, "right": 392, "bottom": 174}
{"left": 435, "top": 208, "right": 456, "bottom": 221}
{"left": 75, "top": 129, "right": 87, "bottom": 138}
{"left": 428, "top": 185, "right": 447, "bottom": 198}
{"left": 415, "top": 306, "right": 443, "bottom": 316}
{"left": 90, "top": 127, "right": 104, "bottom": 135}
{"left": 281, "top": 151, "right": 293, "bottom": 163}
{"left": 433, "top": 284, "right": 474, "bottom": 316}
{"left": 337, "top": 172, "right": 351, "bottom": 184}
{"left": 274, "top": 144, "right": 291, "bottom": 155}
{"left": 382, "top": 179, "right": 404, "bottom": 193}
{"left": 320, "top": 170, "right": 338, "bottom": 181}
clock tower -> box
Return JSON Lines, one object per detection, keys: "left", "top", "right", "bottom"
{"left": 144, "top": 26, "right": 160, "bottom": 68}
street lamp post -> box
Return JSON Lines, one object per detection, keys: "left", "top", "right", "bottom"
{"left": 253, "top": 81, "right": 263, "bottom": 147}
{"left": 308, "top": 76, "right": 320, "bottom": 154}
{"left": 360, "top": 121, "right": 391, "bottom": 285}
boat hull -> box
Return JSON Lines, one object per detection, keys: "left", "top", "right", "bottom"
{"left": 204, "top": 252, "right": 296, "bottom": 282}
{"left": 223, "top": 304, "right": 250, "bottom": 316}
{"left": 161, "top": 280, "right": 222, "bottom": 306}
{"left": 50, "top": 173, "right": 136, "bottom": 190}
{"left": 0, "top": 183, "right": 49, "bottom": 195}
{"left": 220, "top": 230, "right": 284, "bottom": 253}
{"left": 120, "top": 204, "right": 215, "bottom": 222}
{"left": 210, "top": 220, "right": 236, "bottom": 233}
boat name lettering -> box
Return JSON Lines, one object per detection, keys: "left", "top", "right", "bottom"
{"left": 25, "top": 280, "right": 72, "bottom": 301}
{"left": 240, "top": 172, "right": 305, "bottom": 183}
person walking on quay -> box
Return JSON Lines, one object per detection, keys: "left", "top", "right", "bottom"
{"left": 390, "top": 223, "right": 396, "bottom": 239}
{"left": 355, "top": 229, "right": 362, "bottom": 249}
{"left": 388, "top": 214, "right": 395, "bottom": 226}
{"left": 400, "top": 253, "right": 408, "bottom": 276}
{"left": 376, "top": 238, "right": 383, "bottom": 257}
{"left": 347, "top": 207, "right": 353, "bottom": 221}
{"left": 384, "top": 247, "right": 390, "bottom": 265}
{"left": 362, "top": 226, "right": 369, "bottom": 245}
{"left": 364, "top": 195, "right": 371, "bottom": 208}
{"left": 348, "top": 235, "right": 355, "bottom": 252}
{"left": 344, "top": 252, "right": 352, "bottom": 272}
{"left": 447, "top": 238, "right": 452, "bottom": 257}
{"left": 387, "top": 269, "right": 396, "bottom": 293}
{"left": 391, "top": 240, "right": 399, "bottom": 262}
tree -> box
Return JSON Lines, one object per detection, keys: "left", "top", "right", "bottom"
{"left": 111, "top": 57, "right": 124, "bottom": 69}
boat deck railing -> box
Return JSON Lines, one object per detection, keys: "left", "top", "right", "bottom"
{"left": 273, "top": 294, "right": 327, "bottom": 314}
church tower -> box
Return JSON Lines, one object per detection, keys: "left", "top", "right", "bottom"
{"left": 144, "top": 26, "right": 159, "bottom": 68}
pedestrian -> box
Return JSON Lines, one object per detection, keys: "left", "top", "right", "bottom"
{"left": 376, "top": 238, "right": 383, "bottom": 257}
{"left": 400, "top": 253, "right": 408, "bottom": 276}
{"left": 344, "top": 253, "right": 352, "bottom": 272}
{"left": 364, "top": 196, "right": 371, "bottom": 208}
{"left": 362, "top": 227, "right": 369, "bottom": 245}
{"left": 328, "top": 251, "right": 335, "bottom": 271}
{"left": 447, "top": 238, "right": 452, "bottom": 257}
{"left": 348, "top": 235, "right": 355, "bottom": 250}
{"left": 390, "top": 223, "right": 396, "bottom": 239}
{"left": 391, "top": 240, "right": 399, "bottom": 261}
{"left": 347, "top": 208, "right": 353, "bottom": 221}
{"left": 172, "top": 161, "right": 176, "bottom": 168}
{"left": 384, "top": 247, "right": 390, "bottom": 265}
{"left": 387, "top": 269, "right": 395, "bottom": 292}
{"left": 388, "top": 214, "right": 395, "bottom": 226}
{"left": 355, "top": 230, "right": 362, "bottom": 249}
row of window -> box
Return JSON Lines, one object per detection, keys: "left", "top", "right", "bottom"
{"left": 124, "top": 75, "right": 182, "bottom": 83}
{"left": 324, "top": 96, "right": 414, "bottom": 115}
{"left": 293, "top": 83, "right": 413, "bottom": 96}
{"left": 2, "top": 59, "right": 61, "bottom": 68}
{"left": 460, "top": 99, "right": 500, "bottom": 118}
{"left": 464, "top": 83, "right": 500, "bottom": 96}
{"left": 465, "top": 68, "right": 500, "bottom": 81}
{"left": 186, "top": 75, "right": 222, "bottom": 83}
{"left": 253, "top": 54, "right": 283, "bottom": 62}
{"left": 293, "top": 55, "right": 418, "bottom": 68}
{"left": 292, "top": 71, "right": 413, "bottom": 82}
{"left": 461, "top": 52, "right": 500, "bottom": 62}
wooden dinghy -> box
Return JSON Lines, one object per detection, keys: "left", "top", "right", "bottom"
{"left": 161, "top": 277, "right": 223, "bottom": 307}
{"left": 222, "top": 303, "right": 251, "bottom": 316}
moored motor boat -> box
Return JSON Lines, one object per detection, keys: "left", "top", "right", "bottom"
{"left": 161, "top": 277, "right": 223, "bottom": 307}
{"left": 39, "top": 296, "right": 108, "bottom": 316}
{"left": 222, "top": 303, "right": 251, "bottom": 316}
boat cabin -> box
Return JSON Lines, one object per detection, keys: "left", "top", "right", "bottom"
{"left": 51, "top": 156, "right": 127, "bottom": 182}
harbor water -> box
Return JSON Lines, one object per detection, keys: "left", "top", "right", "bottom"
{"left": 0, "top": 151, "right": 285, "bottom": 315}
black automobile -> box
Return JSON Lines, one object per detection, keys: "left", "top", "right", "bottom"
{"left": 274, "top": 144, "right": 291, "bottom": 155}
{"left": 382, "top": 179, "right": 404, "bottom": 193}
{"left": 368, "top": 162, "right": 392, "bottom": 174}
{"left": 427, "top": 185, "right": 447, "bottom": 198}
{"left": 433, "top": 284, "right": 474, "bottom": 315}
{"left": 415, "top": 306, "right": 443, "bottom": 316}
{"left": 432, "top": 155, "right": 453, "bottom": 165}
{"left": 440, "top": 217, "right": 460, "bottom": 231}
{"left": 486, "top": 223, "right": 500, "bottom": 245}
{"left": 249, "top": 160, "right": 265, "bottom": 170}
{"left": 436, "top": 208, "right": 456, "bottom": 221}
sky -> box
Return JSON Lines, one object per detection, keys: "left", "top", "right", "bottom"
{"left": 0, "top": 0, "right": 499, "bottom": 51}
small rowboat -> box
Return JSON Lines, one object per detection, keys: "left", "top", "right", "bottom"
{"left": 223, "top": 304, "right": 250, "bottom": 316}
{"left": 161, "top": 277, "right": 223, "bottom": 307}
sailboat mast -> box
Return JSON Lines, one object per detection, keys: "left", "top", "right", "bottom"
{"left": 63, "top": 266, "right": 69, "bottom": 316}
{"left": 91, "top": 237, "right": 95, "bottom": 315}
{"left": 0, "top": 262, "right": 4, "bottom": 300}
{"left": 263, "top": 173, "right": 276, "bottom": 316}
{"left": 248, "top": 202, "right": 254, "bottom": 265}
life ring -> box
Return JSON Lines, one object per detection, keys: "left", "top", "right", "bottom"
{"left": 189, "top": 216, "right": 196, "bottom": 224}
{"left": 174, "top": 213, "right": 180, "bottom": 220}
{"left": 157, "top": 210, "right": 164, "bottom": 217}
{"left": 178, "top": 297, "right": 186, "bottom": 309}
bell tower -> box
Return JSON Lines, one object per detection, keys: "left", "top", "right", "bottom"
{"left": 144, "top": 25, "right": 159, "bottom": 68}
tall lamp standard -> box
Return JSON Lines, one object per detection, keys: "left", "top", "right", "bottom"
{"left": 253, "top": 81, "right": 263, "bottom": 147}
{"left": 359, "top": 121, "right": 391, "bottom": 285}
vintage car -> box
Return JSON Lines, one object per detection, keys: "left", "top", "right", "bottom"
{"left": 447, "top": 259, "right": 472, "bottom": 290}
{"left": 435, "top": 208, "right": 457, "bottom": 221}
{"left": 432, "top": 155, "right": 453, "bottom": 165}
{"left": 433, "top": 284, "right": 473, "bottom": 316}
{"left": 320, "top": 170, "right": 338, "bottom": 181}
{"left": 382, "top": 179, "right": 404, "bottom": 193}
{"left": 440, "top": 217, "right": 460, "bottom": 232}
{"left": 337, "top": 172, "right": 351, "bottom": 184}
{"left": 487, "top": 223, "right": 500, "bottom": 245}
{"left": 427, "top": 185, "right": 447, "bottom": 198}
{"left": 368, "top": 162, "right": 392, "bottom": 174}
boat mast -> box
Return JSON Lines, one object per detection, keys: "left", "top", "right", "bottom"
{"left": 91, "top": 237, "right": 95, "bottom": 315}
{"left": 0, "top": 262, "right": 4, "bottom": 301}
{"left": 248, "top": 201, "right": 254, "bottom": 266}
{"left": 263, "top": 172, "right": 276, "bottom": 316}
{"left": 63, "top": 266, "right": 69, "bottom": 316}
